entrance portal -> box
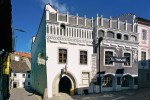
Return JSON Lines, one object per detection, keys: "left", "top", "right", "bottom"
{"left": 13, "top": 82, "right": 17, "bottom": 88}
{"left": 59, "top": 76, "right": 71, "bottom": 94}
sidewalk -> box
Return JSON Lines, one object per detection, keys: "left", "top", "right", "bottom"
{"left": 9, "top": 88, "right": 42, "bottom": 100}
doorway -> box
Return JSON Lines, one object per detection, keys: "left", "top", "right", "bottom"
{"left": 59, "top": 76, "right": 71, "bottom": 94}
{"left": 13, "top": 82, "right": 17, "bottom": 88}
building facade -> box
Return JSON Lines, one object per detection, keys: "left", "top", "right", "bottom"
{"left": 31, "top": 4, "right": 140, "bottom": 98}
{"left": 94, "top": 14, "right": 138, "bottom": 92}
{"left": 136, "top": 18, "right": 150, "bottom": 87}
{"left": 113, "top": 14, "right": 150, "bottom": 88}
{"left": 31, "top": 4, "right": 95, "bottom": 98}
{"left": 10, "top": 52, "right": 31, "bottom": 88}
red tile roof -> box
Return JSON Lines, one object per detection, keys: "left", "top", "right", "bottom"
{"left": 12, "top": 52, "right": 31, "bottom": 58}
{"left": 10, "top": 53, "right": 31, "bottom": 73}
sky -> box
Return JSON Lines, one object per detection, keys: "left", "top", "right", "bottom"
{"left": 12, "top": 0, "right": 150, "bottom": 53}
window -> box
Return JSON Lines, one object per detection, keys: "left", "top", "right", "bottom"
{"left": 142, "top": 29, "right": 147, "bottom": 40}
{"left": 28, "top": 82, "right": 30, "bottom": 86}
{"left": 141, "top": 52, "right": 146, "bottom": 67}
{"left": 146, "top": 73, "right": 150, "bottom": 81}
{"left": 105, "top": 51, "right": 113, "bottom": 65}
{"left": 121, "top": 76, "right": 129, "bottom": 87}
{"left": 59, "top": 49, "right": 67, "bottom": 63}
{"left": 107, "top": 31, "right": 114, "bottom": 38}
{"left": 22, "top": 74, "right": 25, "bottom": 78}
{"left": 102, "top": 76, "right": 112, "bottom": 87}
{"left": 80, "top": 51, "right": 87, "bottom": 64}
{"left": 124, "top": 53, "right": 131, "bottom": 66}
{"left": 82, "top": 72, "right": 89, "bottom": 85}
{"left": 117, "top": 33, "right": 122, "bottom": 39}
{"left": 131, "top": 35, "right": 136, "bottom": 41}
{"left": 124, "top": 35, "right": 128, "bottom": 40}
{"left": 28, "top": 74, "right": 30, "bottom": 78}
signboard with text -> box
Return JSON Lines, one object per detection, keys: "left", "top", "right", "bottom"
{"left": 110, "top": 56, "right": 126, "bottom": 63}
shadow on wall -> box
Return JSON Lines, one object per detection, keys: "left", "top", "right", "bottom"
{"left": 138, "top": 59, "right": 150, "bottom": 88}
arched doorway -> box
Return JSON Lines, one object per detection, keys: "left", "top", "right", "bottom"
{"left": 59, "top": 76, "right": 72, "bottom": 94}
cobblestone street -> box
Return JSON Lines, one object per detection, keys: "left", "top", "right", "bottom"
{"left": 9, "top": 88, "right": 42, "bottom": 100}
{"left": 8, "top": 88, "right": 150, "bottom": 100}
{"left": 48, "top": 88, "right": 150, "bottom": 100}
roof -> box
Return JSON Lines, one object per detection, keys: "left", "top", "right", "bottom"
{"left": 10, "top": 53, "right": 31, "bottom": 73}
{"left": 136, "top": 17, "right": 150, "bottom": 26}
{"left": 13, "top": 52, "right": 31, "bottom": 58}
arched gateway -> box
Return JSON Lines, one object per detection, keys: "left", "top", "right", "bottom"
{"left": 52, "top": 72, "right": 77, "bottom": 96}
{"left": 59, "top": 76, "right": 71, "bottom": 94}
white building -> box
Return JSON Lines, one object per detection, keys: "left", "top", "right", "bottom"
{"left": 31, "top": 4, "right": 139, "bottom": 98}
{"left": 31, "top": 4, "right": 94, "bottom": 98}
{"left": 10, "top": 53, "right": 31, "bottom": 88}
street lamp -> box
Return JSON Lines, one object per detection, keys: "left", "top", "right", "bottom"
{"left": 96, "top": 37, "right": 103, "bottom": 93}
{"left": 12, "top": 28, "right": 26, "bottom": 51}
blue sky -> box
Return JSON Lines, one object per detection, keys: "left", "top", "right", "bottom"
{"left": 12, "top": 0, "right": 150, "bottom": 53}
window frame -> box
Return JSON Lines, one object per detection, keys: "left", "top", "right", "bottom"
{"left": 122, "top": 51, "right": 132, "bottom": 67}
{"left": 79, "top": 50, "right": 88, "bottom": 65}
{"left": 104, "top": 49, "right": 115, "bottom": 66}
{"left": 58, "top": 48, "right": 68, "bottom": 64}
{"left": 81, "top": 72, "right": 90, "bottom": 85}
{"left": 142, "top": 29, "right": 147, "bottom": 40}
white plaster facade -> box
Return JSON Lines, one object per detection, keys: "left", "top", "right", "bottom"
{"left": 11, "top": 72, "right": 31, "bottom": 88}
{"left": 31, "top": 4, "right": 94, "bottom": 98}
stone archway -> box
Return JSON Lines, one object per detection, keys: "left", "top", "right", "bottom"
{"left": 59, "top": 76, "right": 71, "bottom": 94}
{"left": 52, "top": 72, "right": 77, "bottom": 96}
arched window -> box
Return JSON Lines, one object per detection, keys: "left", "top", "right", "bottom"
{"left": 60, "top": 24, "right": 66, "bottom": 36}
{"left": 107, "top": 31, "right": 115, "bottom": 38}
{"left": 98, "top": 30, "right": 104, "bottom": 37}
{"left": 121, "top": 76, "right": 130, "bottom": 87}
{"left": 131, "top": 35, "right": 137, "bottom": 41}
{"left": 124, "top": 35, "right": 128, "bottom": 40}
{"left": 117, "top": 33, "right": 122, "bottom": 39}
{"left": 102, "top": 76, "right": 112, "bottom": 87}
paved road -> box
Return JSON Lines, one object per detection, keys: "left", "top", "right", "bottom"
{"left": 9, "top": 87, "right": 150, "bottom": 100}
{"left": 9, "top": 88, "right": 42, "bottom": 100}
{"left": 48, "top": 88, "right": 150, "bottom": 100}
